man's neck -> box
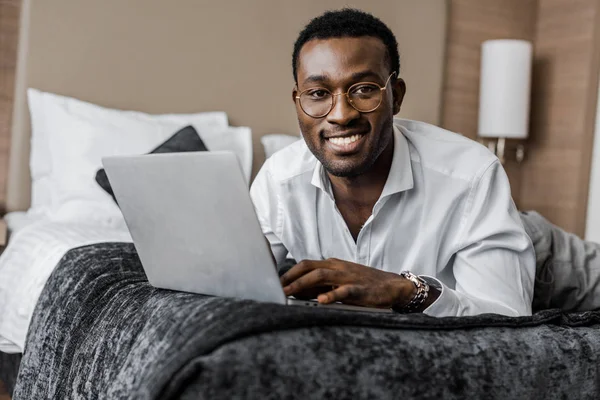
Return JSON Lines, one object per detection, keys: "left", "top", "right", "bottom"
{"left": 328, "top": 137, "right": 395, "bottom": 208}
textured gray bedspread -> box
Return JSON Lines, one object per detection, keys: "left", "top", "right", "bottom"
{"left": 12, "top": 243, "right": 600, "bottom": 399}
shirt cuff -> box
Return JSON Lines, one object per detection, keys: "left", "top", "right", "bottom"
{"left": 0, "top": 335, "right": 22, "bottom": 353}
{"left": 419, "top": 275, "right": 458, "bottom": 317}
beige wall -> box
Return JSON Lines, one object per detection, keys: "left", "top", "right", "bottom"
{"left": 441, "top": 0, "right": 538, "bottom": 203}
{"left": 522, "top": 0, "right": 600, "bottom": 236}
{"left": 0, "top": 0, "right": 21, "bottom": 215}
{"left": 442, "top": 0, "right": 600, "bottom": 236}
{"left": 4, "top": 0, "right": 447, "bottom": 212}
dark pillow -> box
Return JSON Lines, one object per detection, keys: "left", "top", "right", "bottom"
{"left": 95, "top": 125, "right": 208, "bottom": 203}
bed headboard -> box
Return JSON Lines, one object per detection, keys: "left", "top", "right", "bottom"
{"left": 5, "top": 0, "right": 447, "bottom": 212}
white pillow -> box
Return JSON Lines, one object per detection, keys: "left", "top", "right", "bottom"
{"left": 27, "top": 88, "right": 251, "bottom": 224}
{"left": 201, "top": 126, "right": 252, "bottom": 184}
{"left": 261, "top": 134, "right": 302, "bottom": 158}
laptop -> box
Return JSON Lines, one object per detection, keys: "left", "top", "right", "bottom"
{"left": 102, "top": 151, "right": 391, "bottom": 313}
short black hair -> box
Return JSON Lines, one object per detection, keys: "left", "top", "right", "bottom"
{"left": 292, "top": 8, "right": 400, "bottom": 83}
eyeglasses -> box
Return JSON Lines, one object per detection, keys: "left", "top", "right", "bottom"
{"left": 295, "top": 72, "right": 396, "bottom": 118}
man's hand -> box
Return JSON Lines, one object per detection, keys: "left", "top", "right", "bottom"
{"left": 280, "top": 258, "right": 416, "bottom": 308}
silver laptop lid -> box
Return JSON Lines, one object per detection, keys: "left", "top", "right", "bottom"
{"left": 102, "top": 151, "right": 286, "bottom": 305}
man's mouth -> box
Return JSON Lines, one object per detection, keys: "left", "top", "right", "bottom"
{"left": 327, "top": 134, "right": 364, "bottom": 146}
{"left": 325, "top": 133, "right": 367, "bottom": 154}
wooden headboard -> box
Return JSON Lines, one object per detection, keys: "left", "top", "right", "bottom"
{"left": 4, "top": 0, "right": 447, "bottom": 212}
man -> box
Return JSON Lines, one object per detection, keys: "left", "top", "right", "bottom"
{"left": 250, "top": 8, "right": 535, "bottom": 317}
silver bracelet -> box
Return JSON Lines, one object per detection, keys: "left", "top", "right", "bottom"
{"left": 393, "top": 271, "right": 430, "bottom": 313}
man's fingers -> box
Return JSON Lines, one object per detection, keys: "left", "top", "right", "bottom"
{"left": 283, "top": 268, "right": 344, "bottom": 296}
{"left": 317, "top": 285, "right": 362, "bottom": 305}
{"left": 280, "top": 258, "right": 354, "bottom": 286}
{"left": 280, "top": 259, "right": 326, "bottom": 286}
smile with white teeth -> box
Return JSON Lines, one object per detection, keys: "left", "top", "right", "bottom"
{"left": 328, "top": 134, "right": 363, "bottom": 145}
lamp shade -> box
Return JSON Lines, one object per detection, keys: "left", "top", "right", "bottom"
{"left": 478, "top": 39, "right": 532, "bottom": 139}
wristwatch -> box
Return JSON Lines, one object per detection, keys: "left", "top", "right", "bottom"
{"left": 392, "top": 271, "right": 430, "bottom": 313}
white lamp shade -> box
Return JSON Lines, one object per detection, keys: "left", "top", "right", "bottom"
{"left": 478, "top": 39, "right": 532, "bottom": 139}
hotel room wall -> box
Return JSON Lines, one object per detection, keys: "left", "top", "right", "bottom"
{"left": 1, "top": 0, "right": 599, "bottom": 237}
{"left": 0, "top": 0, "right": 447, "bottom": 212}
{"left": 522, "top": 0, "right": 600, "bottom": 236}
{"left": 0, "top": 0, "right": 20, "bottom": 215}
{"left": 443, "top": 0, "right": 600, "bottom": 237}
{"left": 441, "top": 0, "right": 538, "bottom": 205}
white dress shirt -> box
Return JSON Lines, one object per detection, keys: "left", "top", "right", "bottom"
{"left": 250, "top": 119, "right": 535, "bottom": 317}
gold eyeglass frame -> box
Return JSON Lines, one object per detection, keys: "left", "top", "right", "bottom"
{"left": 295, "top": 71, "right": 397, "bottom": 118}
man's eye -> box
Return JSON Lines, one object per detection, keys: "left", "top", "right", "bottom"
{"left": 352, "top": 85, "right": 377, "bottom": 95}
{"left": 307, "top": 89, "right": 330, "bottom": 99}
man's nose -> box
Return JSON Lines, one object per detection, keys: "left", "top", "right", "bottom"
{"left": 326, "top": 93, "right": 360, "bottom": 125}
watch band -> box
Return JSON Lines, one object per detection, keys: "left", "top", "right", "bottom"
{"left": 392, "top": 271, "right": 430, "bottom": 313}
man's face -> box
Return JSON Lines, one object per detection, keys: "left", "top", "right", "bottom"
{"left": 293, "top": 36, "right": 405, "bottom": 177}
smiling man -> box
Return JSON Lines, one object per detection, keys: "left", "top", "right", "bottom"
{"left": 250, "top": 8, "right": 535, "bottom": 316}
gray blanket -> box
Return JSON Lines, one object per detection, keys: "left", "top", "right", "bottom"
{"left": 13, "top": 242, "right": 600, "bottom": 399}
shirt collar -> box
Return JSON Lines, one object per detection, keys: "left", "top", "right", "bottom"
{"left": 310, "top": 124, "right": 414, "bottom": 198}
{"left": 380, "top": 124, "right": 414, "bottom": 198}
{"left": 310, "top": 157, "right": 332, "bottom": 197}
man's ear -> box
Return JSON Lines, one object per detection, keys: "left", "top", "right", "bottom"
{"left": 392, "top": 78, "right": 406, "bottom": 115}
{"left": 292, "top": 86, "right": 299, "bottom": 105}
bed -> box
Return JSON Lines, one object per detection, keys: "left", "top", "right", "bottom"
{"left": 5, "top": 1, "right": 600, "bottom": 399}
{"left": 5, "top": 239, "right": 600, "bottom": 399}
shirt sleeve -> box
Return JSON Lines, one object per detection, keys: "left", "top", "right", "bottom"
{"left": 422, "top": 160, "right": 535, "bottom": 317}
{"left": 249, "top": 161, "right": 289, "bottom": 265}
